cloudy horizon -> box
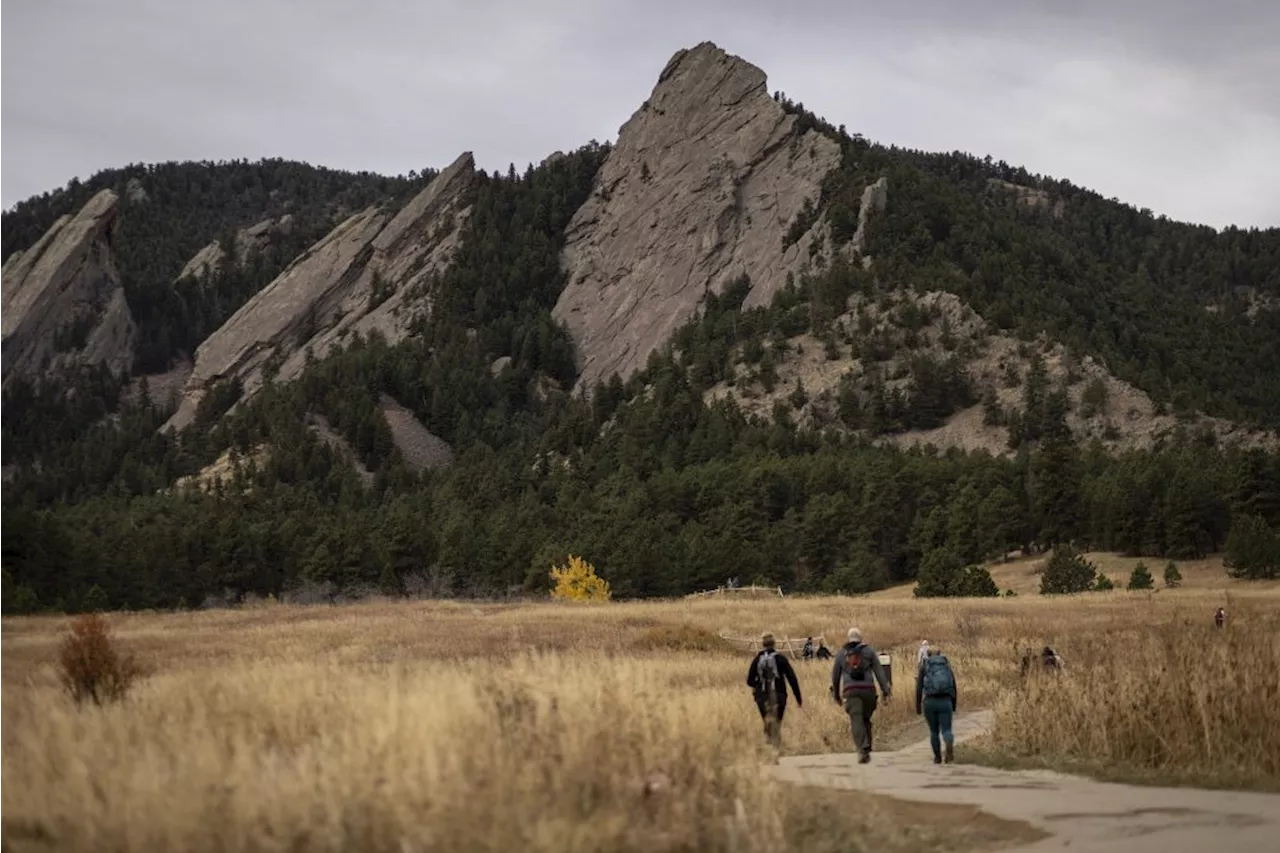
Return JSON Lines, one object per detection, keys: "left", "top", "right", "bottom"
{"left": 3, "top": 0, "right": 1278, "bottom": 229}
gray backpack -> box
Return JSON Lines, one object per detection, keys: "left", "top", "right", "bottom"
{"left": 756, "top": 650, "right": 779, "bottom": 696}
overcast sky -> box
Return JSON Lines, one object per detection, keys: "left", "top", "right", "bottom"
{"left": 3, "top": 0, "right": 1278, "bottom": 228}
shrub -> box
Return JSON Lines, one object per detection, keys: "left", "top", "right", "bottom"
{"left": 633, "top": 624, "right": 722, "bottom": 653}
{"left": 1163, "top": 561, "right": 1182, "bottom": 588}
{"left": 57, "top": 614, "right": 142, "bottom": 706}
{"left": 1094, "top": 573, "right": 1114, "bottom": 591}
{"left": 1127, "top": 562, "right": 1154, "bottom": 590}
{"left": 1040, "top": 545, "right": 1097, "bottom": 594}
{"left": 953, "top": 564, "right": 999, "bottom": 597}
{"left": 549, "top": 555, "right": 612, "bottom": 602}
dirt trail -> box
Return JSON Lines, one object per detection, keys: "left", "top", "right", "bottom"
{"left": 771, "top": 710, "right": 1280, "bottom": 852}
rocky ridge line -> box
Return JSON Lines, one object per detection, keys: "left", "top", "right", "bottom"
{"left": 164, "top": 153, "right": 476, "bottom": 431}
{"left": 1, "top": 189, "right": 136, "bottom": 389}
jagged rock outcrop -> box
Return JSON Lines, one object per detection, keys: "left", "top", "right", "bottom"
{"left": 177, "top": 214, "right": 296, "bottom": 282}
{"left": 553, "top": 42, "right": 843, "bottom": 393}
{"left": 164, "top": 154, "right": 476, "bottom": 431}
{"left": 1, "top": 189, "right": 136, "bottom": 389}
{"left": 850, "top": 177, "right": 888, "bottom": 257}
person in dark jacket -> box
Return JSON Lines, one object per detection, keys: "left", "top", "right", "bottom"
{"left": 915, "top": 647, "right": 958, "bottom": 764}
{"left": 746, "top": 632, "right": 803, "bottom": 748}
{"left": 830, "top": 627, "right": 892, "bottom": 763}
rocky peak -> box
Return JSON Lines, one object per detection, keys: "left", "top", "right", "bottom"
{"left": 1, "top": 189, "right": 136, "bottom": 389}
{"left": 552, "top": 41, "right": 842, "bottom": 393}
{"left": 177, "top": 213, "right": 296, "bottom": 283}
{"left": 163, "top": 153, "right": 476, "bottom": 431}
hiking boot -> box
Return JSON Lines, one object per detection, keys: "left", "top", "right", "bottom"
{"left": 944, "top": 743, "right": 954, "bottom": 764}
{"left": 933, "top": 755, "right": 942, "bottom": 765}
{"left": 858, "top": 753, "right": 871, "bottom": 764}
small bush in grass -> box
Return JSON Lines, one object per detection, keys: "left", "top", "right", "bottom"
{"left": 57, "top": 614, "right": 142, "bottom": 706}
{"left": 1164, "top": 561, "right": 1182, "bottom": 588}
{"left": 633, "top": 623, "right": 723, "bottom": 653}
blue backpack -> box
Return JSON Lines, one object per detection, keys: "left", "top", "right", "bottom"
{"left": 921, "top": 654, "right": 955, "bottom": 696}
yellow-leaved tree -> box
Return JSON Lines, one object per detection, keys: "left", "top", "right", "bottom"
{"left": 549, "top": 555, "right": 612, "bottom": 602}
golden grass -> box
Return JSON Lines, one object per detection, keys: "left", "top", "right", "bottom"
{"left": 3, "top": 572, "right": 1277, "bottom": 851}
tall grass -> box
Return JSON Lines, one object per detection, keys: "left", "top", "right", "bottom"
{"left": 988, "top": 610, "right": 1280, "bottom": 787}
{"left": 5, "top": 655, "right": 790, "bottom": 852}
{"left": 4, "top": 587, "right": 1277, "bottom": 850}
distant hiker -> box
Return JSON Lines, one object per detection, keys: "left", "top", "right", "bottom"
{"left": 802, "top": 637, "right": 815, "bottom": 660}
{"left": 816, "top": 641, "right": 833, "bottom": 660}
{"left": 917, "top": 639, "right": 930, "bottom": 665}
{"left": 1215, "top": 607, "right": 1226, "bottom": 630}
{"left": 831, "top": 627, "right": 892, "bottom": 763}
{"left": 1021, "top": 645, "right": 1063, "bottom": 675}
{"left": 746, "top": 632, "right": 803, "bottom": 748}
{"left": 916, "top": 647, "right": 958, "bottom": 764}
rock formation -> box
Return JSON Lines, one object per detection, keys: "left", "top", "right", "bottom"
{"left": 164, "top": 153, "right": 476, "bottom": 431}
{"left": 177, "top": 214, "right": 296, "bottom": 283}
{"left": 1, "top": 189, "right": 136, "bottom": 389}
{"left": 553, "top": 41, "right": 842, "bottom": 393}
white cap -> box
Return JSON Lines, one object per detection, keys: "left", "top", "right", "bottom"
{"left": 847, "top": 627, "right": 862, "bottom": 643}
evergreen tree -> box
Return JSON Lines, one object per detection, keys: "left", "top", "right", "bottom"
{"left": 1127, "top": 561, "right": 1154, "bottom": 590}
{"left": 1163, "top": 561, "right": 1182, "bottom": 588}
{"left": 1224, "top": 515, "right": 1280, "bottom": 580}
{"left": 914, "top": 547, "right": 963, "bottom": 597}
{"left": 1040, "top": 545, "right": 1097, "bottom": 594}
{"left": 952, "top": 564, "right": 999, "bottom": 597}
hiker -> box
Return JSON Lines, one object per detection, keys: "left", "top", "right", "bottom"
{"left": 916, "top": 647, "right": 958, "bottom": 764}
{"left": 1215, "top": 607, "right": 1226, "bottom": 630}
{"left": 1041, "top": 645, "right": 1064, "bottom": 670}
{"left": 830, "top": 627, "right": 892, "bottom": 763}
{"left": 746, "top": 632, "right": 802, "bottom": 748}
{"left": 816, "top": 641, "right": 832, "bottom": 660}
{"left": 802, "top": 637, "right": 814, "bottom": 660}
{"left": 917, "top": 639, "right": 930, "bottom": 665}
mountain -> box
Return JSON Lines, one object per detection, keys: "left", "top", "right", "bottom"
{"left": 2, "top": 189, "right": 134, "bottom": 390}
{"left": 4, "top": 41, "right": 1280, "bottom": 614}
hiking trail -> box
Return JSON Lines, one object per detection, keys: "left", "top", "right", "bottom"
{"left": 771, "top": 710, "right": 1280, "bottom": 853}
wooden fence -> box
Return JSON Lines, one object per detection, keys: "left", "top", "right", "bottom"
{"left": 685, "top": 584, "right": 785, "bottom": 600}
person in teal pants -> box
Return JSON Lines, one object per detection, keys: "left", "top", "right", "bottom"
{"left": 915, "top": 647, "right": 958, "bottom": 764}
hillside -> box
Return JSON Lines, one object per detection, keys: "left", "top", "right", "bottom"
{"left": 3, "top": 41, "right": 1280, "bottom": 615}
{"left": 867, "top": 552, "right": 1280, "bottom": 599}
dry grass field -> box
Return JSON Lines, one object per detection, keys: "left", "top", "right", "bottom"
{"left": 4, "top": 561, "right": 1278, "bottom": 852}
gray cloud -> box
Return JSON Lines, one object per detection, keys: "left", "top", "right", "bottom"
{"left": 3, "top": 0, "right": 1278, "bottom": 228}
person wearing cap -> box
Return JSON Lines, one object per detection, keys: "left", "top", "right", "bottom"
{"left": 830, "top": 627, "right": 892, "bottom": 763}
{"left": 746, "top": 632, "right": 803, "bottom": 748}
{"left": 917, "top": 639, "right": 930, "bottom": 665}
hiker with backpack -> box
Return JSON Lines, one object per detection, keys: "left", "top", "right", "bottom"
{"left": 746, "top": 632, "right": 803, "bottom": 748}
{"left": 830, "top": 627, "right": 892, "bottom": 763}
{"left": 916, "top": 647, "right": 958, "bottom": 764}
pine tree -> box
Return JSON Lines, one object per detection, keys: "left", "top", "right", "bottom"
{"left": 1094, "top": 573, "right": 1114, "bottom": 591}
{"left": 952, "top": 564, "right": 999, "bottom": 597}
{"left": 81, "top": 584, "right": 110, "bottom": 612}
{"left": 1163, "top": 561, "right": 1182, "bottom": 588}
{"left": 914, "top": 547, "right": 962, "bottom": 597}
{"left": 1127, "top": 561, "right": 1154, "bottom": 590}
{"left": 1224, "top": 515, "right": 1280, "bottom": 580}
{"left": 1040, "top": 545, "right": 1097, "bottom": 594}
